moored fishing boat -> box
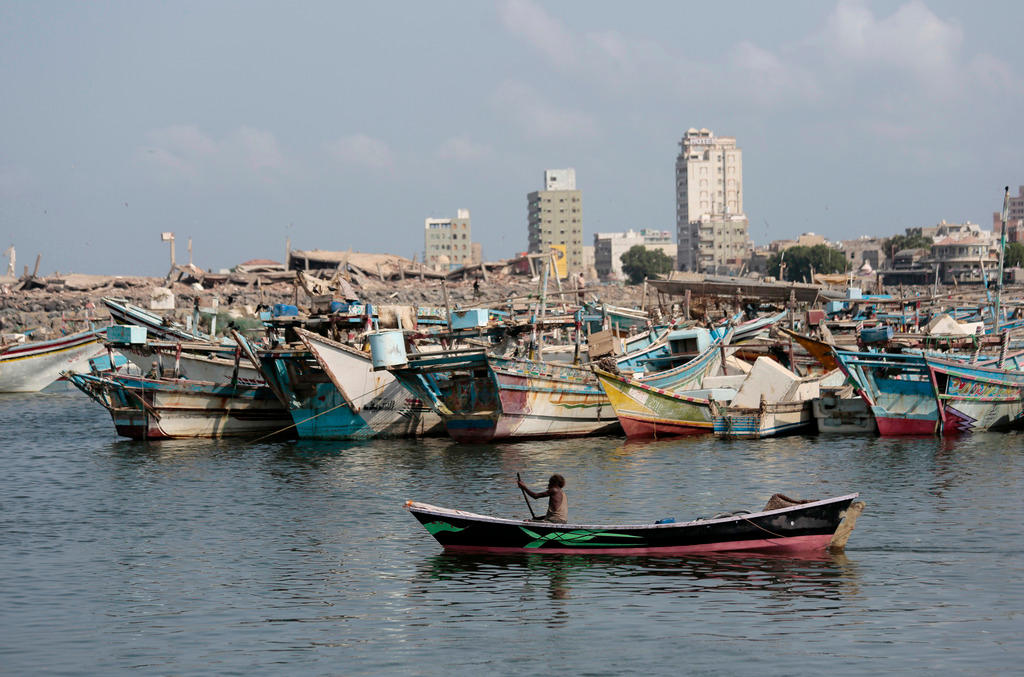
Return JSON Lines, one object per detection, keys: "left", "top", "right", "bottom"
{"left": 481, "top": 355, "right": 620, "bottom": 441}
{"left": 67, "top": 371, "right": 291, "bottom": 440}
{"left": 592, "top": 334, "right": 731, "bottom": 438}
{"left": 732, "top": 309, "right": 788, "bottom": 343}
{"left": 923, "top": 354, "right": 1024, "bottom": 432}
{"left": 102, "top": 297, "right": 204, "bottom": 341}
{"left": 113, "top": 338, "right": 266, "bottom": 386}
{"left": 407, "top": 493, "right": 864, "bottom": 555}
{"left": 711, "top": 358, "right": 844, "bottom": 439}
{"left": 833, "top": 349, "right": 939, "bottom": 435}
{"left": 293, "top": 328, "right": 444, "bottom": 438}
{"left": 0, "top": 328, "right": 105, "bottom": 392}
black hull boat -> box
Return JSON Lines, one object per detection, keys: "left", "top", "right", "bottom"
{"left": 407, "top": 493, "right": 863, "bottom": 556}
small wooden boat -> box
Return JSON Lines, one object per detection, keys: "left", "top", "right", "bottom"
{"left": 294, "top": 328, "right": 444, "bottom": 438}
{"left": 732, "top": 309, "right": 787, "bottom": 343}
{"left": 0, "top": 328, "right": 104, "bottom": 392}
{"left": 711, "top": 357, "right": 844, "bottom": 439}
{"left": 924, "top": 354, "right": 1024, "bottom": 432}
{"left": 407, "top": 493, "right": 863, "bottom": 555}
{"left": 102, "top": 297, "right": 204, "bottom": 341}
{"left": 68, "top": 371, "right": 291, "bottom": 439}
{"left": 592, "top": 336, "right": 730, "bottom": 438}
{"left": 833, "top": 349, "right": 938, "bottom": 435}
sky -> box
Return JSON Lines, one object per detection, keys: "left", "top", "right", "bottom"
{"left": 1, "top": 0, "right": 1022, "bottom": 277}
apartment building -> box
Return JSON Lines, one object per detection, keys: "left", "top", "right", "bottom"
{"left": 528, "top": 169, "right": 583, "bottom": 275}
{"left": 675, "top": 128, "right": 752, "bottom": 273}
{"left": 424, "top": 208, "right": 477, "bottom": 270}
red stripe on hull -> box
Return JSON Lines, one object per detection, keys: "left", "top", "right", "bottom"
{"left": 875, "top": 416, "right": 937, "bottom": 436}
{"left": 441, "top": 534, "right": 833, "bottom": 556}
{"left": 620, "top": 415, "right": 709, "bottom": 439}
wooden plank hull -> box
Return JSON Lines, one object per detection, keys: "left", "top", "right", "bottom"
{"left": 926, "top": 356, "right": 1024, "bottom": 433}
{"left": 594, "top": 368, "right": 715, "bottom": 438}
{"left": 713, "top": 401, "right": 815, "bottom": 439}
{"left": 68, "top": 373, "right": 291, "bottom": 440}
{"left": 408, "top": 494, "right": 861, "bottom": 555}
{"left": 118, "top": 342, "right": 265, "bottom": 386}
{"left": 834, "top": 349, "right": 939, "bottom": 436}
{"left": 297, "top": 329, "right": 444, "bottom": 438}
{"left": 0, "top": 329, "right": 104, "bottom": 392}
{"left": 487, "top": 357, "right": 620, "bottom": 440}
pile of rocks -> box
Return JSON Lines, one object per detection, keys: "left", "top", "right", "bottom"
{"left": 0, "top": 272, "right": 646, "bottom": 339}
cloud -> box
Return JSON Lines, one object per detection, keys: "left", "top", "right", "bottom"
{"left": 492, "top": 81, "right": 599, "bottom": 139}
{"left": 816, "top": 0, "right": 964, "bottom": 96}
{"left": 437, "top": 136, "right": 493, "bottom": 163}
{"left": 327, "top": 134, "right": 395, "bottom": 171}
{"left": 497, "top": 0, "right": 578, "bottom": 68}
{"left": 499, "top": 0, "right": 1018, "bottom": 110}
{"left": 136, "top": 125, "right": 285, "bottom": 182}
{"left": 731, "top": 41, "right": 819, "bottom": 106}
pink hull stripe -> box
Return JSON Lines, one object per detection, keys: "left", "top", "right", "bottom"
{"left": 875, "top": 416, "right": 936, "bottom": 436}
{"left": 620, "top": 416, "right": 709, "bottom": 438}
{"left": 441, "top": 534, "right": 832, "bottom": 556}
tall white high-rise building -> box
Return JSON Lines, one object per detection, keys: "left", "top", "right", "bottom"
{"left": 675, "top": 128, "right": 751, "bottom": 273}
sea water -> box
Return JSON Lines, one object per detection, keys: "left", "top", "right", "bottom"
{"left": 1, "top": 392, "right": 1022, "bottom": 675}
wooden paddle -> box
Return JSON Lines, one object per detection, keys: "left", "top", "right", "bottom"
{"left": 517, "top": 472, "right": 536, "bottom": 518}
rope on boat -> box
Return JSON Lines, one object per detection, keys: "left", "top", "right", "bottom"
{"left": 736, "top": 515, "right": 786, "bottom": 540}
{"left": 247, "top": 378, "right": 399, "bottom": 444}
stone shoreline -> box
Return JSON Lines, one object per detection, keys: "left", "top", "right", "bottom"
{"left": 0, "top": 272, "right": 644, "bottom": 339}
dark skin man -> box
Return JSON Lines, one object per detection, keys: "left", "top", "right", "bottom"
{"left": 517, "top": 474, "right": 568, "bottom": 523}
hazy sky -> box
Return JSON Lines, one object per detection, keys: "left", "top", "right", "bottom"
{"left": 2, "top": 1, "right": 1022, "bottom": 276}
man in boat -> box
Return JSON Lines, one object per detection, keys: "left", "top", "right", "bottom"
{"left": 517, "top": 474, "right": 568, "bottom": 523}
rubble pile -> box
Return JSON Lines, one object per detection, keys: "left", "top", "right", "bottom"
{"left": 0, "top": 270, "right": 644, "bottom": 339}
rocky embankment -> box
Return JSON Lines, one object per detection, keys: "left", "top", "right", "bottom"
{"left": 0, "top": 272, "right": 644, "bottom": 339}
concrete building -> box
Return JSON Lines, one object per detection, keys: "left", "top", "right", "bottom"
{"left": 594, "top": 229, "right": 676, "bottom": 280}
{"left": 675, "top": 128, "right": 752, "bottom": 273}
{"left": 528, "top": 169, "right": 583, "bottom": 274}
{"left": 930, "top": 235, "right": 997, "bottom": 284}
{"left": 839, "top": 236, "right": 887, "bottom": 273}
{"left": 424, "top": 208, "right": 477, "bottom": 270}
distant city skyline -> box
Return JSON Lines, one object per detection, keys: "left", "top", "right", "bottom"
{"left": 1, "top": 1, "right": 1022, "bottom": 276}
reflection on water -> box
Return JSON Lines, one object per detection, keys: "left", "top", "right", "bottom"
{"left": 3, "top": 394, "right": 1024, "bottom": 674}
{"left": 418, "top": 549, "right": 861, "bottom": 606}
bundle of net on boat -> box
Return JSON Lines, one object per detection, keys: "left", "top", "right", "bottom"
{"left": 763, "top": 493, "right": 814, "bottom": 511}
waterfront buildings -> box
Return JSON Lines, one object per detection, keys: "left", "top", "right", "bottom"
{"left": 675, "top": 128, "right": 752, "bottom": 273}
{"left": 593, "top": 229, "right": 676, "bottom": 280}
{"left": 528, "top": 169, "right": 583, "bottom": 274}
{"left": 879, "top": 220, "right": 1000, "bottom": 286}
{"left": 424, "top": 209, "right": 478, "bottom": 270}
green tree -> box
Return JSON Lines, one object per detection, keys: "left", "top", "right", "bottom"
{"left": 767, "top": 245, "right": 847, "bottom": 282}
{"left": 620, "top": 245, "right": 673, "bottom": 284}
{"left": 883, "top": 234, "right": 933, "bottom": 258}
{"left": 1004, "top": 242, "right": 1024, "bottom": 268}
